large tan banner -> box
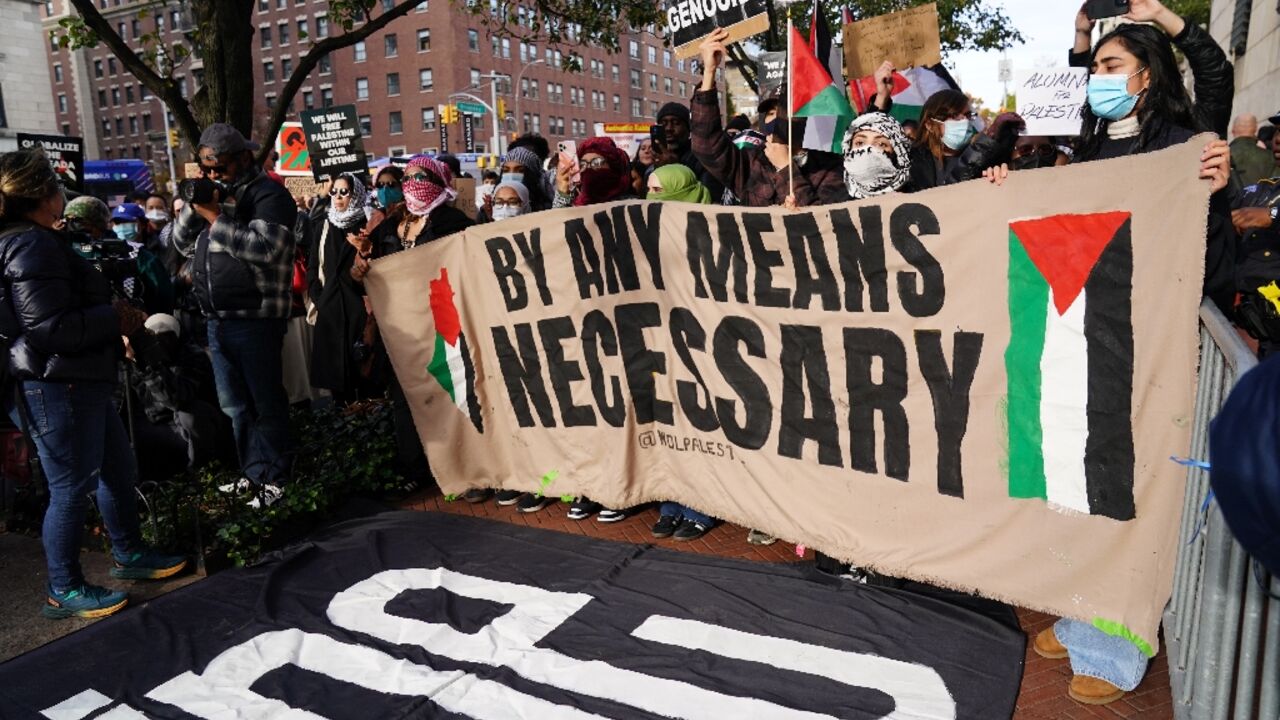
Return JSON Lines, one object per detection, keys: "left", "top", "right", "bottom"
{"left": 365, "top": 138, "right": 1211, "bottom": 651}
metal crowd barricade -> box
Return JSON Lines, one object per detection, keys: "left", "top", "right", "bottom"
{"left": 1164, "top": 300, "right": 1279, "bottom": 720}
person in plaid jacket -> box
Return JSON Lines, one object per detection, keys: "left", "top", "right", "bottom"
{"left": 172, "top": 124, "right": 297, "bottom": 502}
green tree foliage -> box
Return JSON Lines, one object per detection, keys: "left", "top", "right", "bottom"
{"left": 1166, "top": 0, "right": 1210, "bottom": 27}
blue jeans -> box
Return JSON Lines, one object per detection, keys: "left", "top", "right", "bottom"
{"left": 1055, "top": 618, "right": 1150, "bottom": 691}
{"left": 658, "top": 502, "right": 713, "bottom": 526}
{"left": 6, "top": 381, "right": 141, "bottom": 592}
{"left": 207, "top": 318, "right": 291, "bottom": 485}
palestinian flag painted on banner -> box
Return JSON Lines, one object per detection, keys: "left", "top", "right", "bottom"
{"left": 426, "top": 268, "right": 484, "bottom": 433}
{"left": 887, "top": 66, "right": 954, "bottom": 122}
{"left": 1005, "top": 212, "right": 1135, "bottom": 521}
{"left": 789, "top": 25, "right": 853, "bottom": 154}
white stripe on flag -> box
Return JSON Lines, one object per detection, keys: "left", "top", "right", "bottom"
{"left": 1040, "top": 291, "right": 1090, "bottom": 513}
{"left": 443, "top": 339, "right": 471, "bottom": 419}
{"left": 802, "top": 115, "right": 840, "bottom": 153}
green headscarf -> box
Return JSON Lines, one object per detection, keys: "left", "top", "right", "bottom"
{"left": 647, "top": 164, "right": 711, "bottom": 204}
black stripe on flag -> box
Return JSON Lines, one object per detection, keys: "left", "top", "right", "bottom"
{"left": 459, "top": 332, "right": 485, "bottom": 433}
{"left": 1083, "top": 219, "right": 1135, "bottom": 520}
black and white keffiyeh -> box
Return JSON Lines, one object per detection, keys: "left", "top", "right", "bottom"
{"left": 842, "top": 112, "right": 912, "bottom": 199}
{"left": 327, "top": 173, "right": 369, "bottom": 229}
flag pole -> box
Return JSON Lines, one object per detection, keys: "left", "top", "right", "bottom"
{"left": 786, "top": 15, "right": 794, "bottom": 201}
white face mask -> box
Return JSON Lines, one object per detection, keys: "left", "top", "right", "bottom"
{"left": 491, "top": 205, "right": 523, "bottom": 221}
{"left": 846, "top": 146, "right": 897, "bottom": 186}
{"left": 145, "top": 209, "right": 169, "bottom": 223}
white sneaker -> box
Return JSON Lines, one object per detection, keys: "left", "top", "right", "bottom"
{"left": 246, "top": 483, "right": 283, "bottom": 509}
{"left": 217, "top": 478, "right": 253, "bottom": 494}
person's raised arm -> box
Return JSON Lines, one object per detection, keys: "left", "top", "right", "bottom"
{"left": 1070, "top": 2, "right": 1095, "bottom": 67}
{"left": 201, "top": 180, "right": 297, "bottom": 265}
{"left": 1127, "top": 0, "right": 1232, "bottom": 137}
{"left": 691, "top": 28, "right": 755, "bottom": 198}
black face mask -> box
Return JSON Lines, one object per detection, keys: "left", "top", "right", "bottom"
{"left": 1012, "top": 153, "right": 1055, "bottom": 171}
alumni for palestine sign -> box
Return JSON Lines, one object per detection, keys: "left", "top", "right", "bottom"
{"left": 364, "top": 138, "right": 1214, "bottom": 652}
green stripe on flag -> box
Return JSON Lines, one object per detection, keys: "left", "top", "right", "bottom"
{"left": 427, "top": 334, "right": 456, "bottom": 401}
{"left": 795, "top": 84, "right": 852, "bottom": 121}
{"left": 889, "top": 104, "right": 924, "bottom": 123}
{"left": 1006, "top": 230, "right": 1048, "bottom": 499}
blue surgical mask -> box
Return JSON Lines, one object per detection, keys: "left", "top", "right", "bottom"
{"left": 501, "top": 172, "right": 524, "bottom": 185}
{"left": 939, "top": 119, "right": 975, "bottom": 151}
{"left": 114, "top": 222, "right": 139, "bottom": 242}
{"left": 376, "top": 186, "right": 403, "bottom": 208}
{"left": 1087, "top": 69, "right": 1147, "bottom": 121}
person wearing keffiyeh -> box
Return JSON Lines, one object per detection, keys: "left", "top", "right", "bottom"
{"left": 305, "top": 173, "right": 377, "bottom": 400}
{"left": 841, "top": 112, "right": 913, "bottom": 200}
{"left": 551, "top": 137, "right": 638, "bottom": 209}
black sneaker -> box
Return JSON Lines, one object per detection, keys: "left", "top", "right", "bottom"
{"left": 517, "top": 493, "right": 551, "bottom": 513}
{"left": 495, "top": 489, "right": 523, "bottom": 506}
{"left": 567, "top": 497, "right": 602, "bottom": 520}
{"left": 651, "top": 515, "right": 680, "bottom": 538}
{"left": 596, "top": 508, "right": 627, "bottom": 523}
{"left": 672, "top": 519, "right": 711, "bottom": 541}
{"left": 463, "top": 488, "right": 494, "bottom": 504}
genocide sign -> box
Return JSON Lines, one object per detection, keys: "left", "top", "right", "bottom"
{"left": 1017, "top": 68, "right": 1090, "bottom": 137}
{"left": 666, "top": 0, "right": 770, "bottom": 60}
{"left": 18, "top": 133, "right": 84, "bottom": 193}
{"left": 843, "top": 3, "right": 943, "bottom": 79}
{"left": 365, "top": 138, "right": 1215, "bottom": 652}
{"left": 0, "top": 513, "right": 1026, "bottom": 718}
{"left": 300, "top": 105, "right": 368, "bottom": 181}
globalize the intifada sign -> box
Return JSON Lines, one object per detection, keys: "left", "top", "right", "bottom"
{"left": 365, "top": 137, "right": 1213, "bottom": 653}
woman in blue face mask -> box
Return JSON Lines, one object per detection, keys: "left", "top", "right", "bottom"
{"left": 905, "top": 90, "right": 979, "bottom": 192}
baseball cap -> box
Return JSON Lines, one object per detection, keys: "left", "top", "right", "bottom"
{"left": 144, "top": 313, "right": 181, "bottom": 337}
{"left": 64, "top": 196, "right": 110, "bottom": 226}
{"left": 111, "top": 203, "right": 146, "bottom": 223}
{"left": 197, "top": 123, "right": 260, "bottom": 156}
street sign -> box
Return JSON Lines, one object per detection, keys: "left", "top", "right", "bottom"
{"left": 456, "top": 101, "right": 487, "bottom": 116}
{"left": 439, "top": 121, "right": 449, "bottom": 152}
{"left": 462, "top": 113, "right": 476, "bottom": 153}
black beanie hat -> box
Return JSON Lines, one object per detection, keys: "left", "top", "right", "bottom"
{"left": 726, "top": 114, "right": 751, "bottom": 132}
{"left": 657, "top": 102, "right": 691, "bottom": 124}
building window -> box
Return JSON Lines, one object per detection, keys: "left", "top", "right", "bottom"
{"left": 417, "top": 29, "right": 430, "bottom": 52}
{"left": 663, "top": 50, "right": 672, "bottom": 68}
{"left": 125, "top": 85, "right": 135, "bottom": 103}
{"left": 384, "top": 33, "right": 398, "bottom": 57}
{"left": 678, "top": 81, "right": 687, "bottom": 97}
{"left": 140, "top": 84, "right": 150, "bottom": 100}
{"left": 53, "top": 64, "right": 63, "bottom": 83}
{"left": 532, "top": 115, "right": 541, "bottom": 133}
{"left": 664, "top": 77, "right": 672, "bottom": 95}
{"left": 381, "top": 0, "right": 394, "bottom": 9}
{"left": 264, "top": 61, "right": 275, "bottom": 83}
{"left": 468, "top": 29, "right": 478, "bottom": 51}
{"left": 278, "top": 22, "right": 290, "bottom": 45}
{"left": 501, "top": 38, "right": 510, "bottom": 58}
{"left": 260, "top": 25, "right": 272, "bottom": 48}
{"left": 296, "top": 18, "right": 308, "bottom": 39}
{"left": 61, "top": 123, "right": 71, "bottom": 136}
{"left": 631, "top": 98, "right": 641, "bottom": 117}
{"left": 612, "top": 94, "right": 620, "bottom": 113}
{"left": 57, "top": 94, "right": 67, "bottom": 113}
{"left": 318, "top": 54, "right": 331, "bottom": 74}
{"left": 321, "top": 88, "right": 334, "bottom": 107}
{"left": 419, "top": 68, "right": 433, "bottom": 91}
{"left": 98, "top": 89, "right": 107, "bottom": 107}
{"left": 629, "top": 69, "right": 640, "bottom": 89}
{"left": 316, "top": 15, "right": 329, "bottom": 37}
{"left": 303, "top": 90, "right": 314, "bottom": 109}
{"left": 470, "top": 68, "right": 481, "bottom": 87}
{"left": 265, "top": 93, "right": 277, "bottom": 112}
{"left": 416, "top": 0, "right": 427, "bottom": 11}
{"left": 356, "top": 77, "right": 369, "bottom": 100}
{"left": 117, "top": 21, "right": 126, "bottom": 39}
{"left": 387, "top": 72, "right": 400, "bottom": 96}
{"left": 102, "top": 118, "right": 112, "bottom": 136}
{"left": 142, "top": 113, "right": 152, "bottom": 131}
{"left": 389, "top": 111, "right": 403, "bottom": 134}
{"left": 649, "top": 100, "right": 658, "bottom": 117}
{"left": 129, "top": 116, "right": 138, "bottom": 134}
{"left": 108, "top": 57, "right": 118, "bottom": 75}
{"left": 94, "top": 59, "right": 103, "bottom": 78}
{"left": 353, "top": 41, "right": 366, "bottom": 62}
{"left": 359, "top": 114, "right": 372, "bottom": 136}
{"left": 421, "top": 107, "right": 436, "bottom": 130}
{"left": 111, "top": 87, "right": 121, "bottom": 105}
{"left": 170, "top": 9, "right": 181, "bottom": 29}
{"left": 156, "top": 13, "right": 165, "bottom": 32}
{"left": 258, "top": 0, "right": 269, "bottom": 10}
{"left": 649, "top": 73, "right": 657, "bottom": 92}
{"left": 281, "top": 57, "right": 293, "bottom": 77}
{"left": 115, "top": 117, "right": 124, "bottom": 135}
{"left": 132, "top": 19, "right": 141, "bottom": 37}
{"left": 629, "top": 40, "right": 638, "bottom": 59}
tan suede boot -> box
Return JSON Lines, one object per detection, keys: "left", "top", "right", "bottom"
{"left": 1033, "top": 628, "right": 1069, "bottom": 659}
{"left": 1069, "top": 676, "right": 1126, "bottom": 705}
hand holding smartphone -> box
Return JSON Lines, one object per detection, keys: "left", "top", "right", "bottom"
{"left": 558, "top": 140, "right": 580, "bottom": 185}
{"left": 1084, "top": 0, "right": 1130, "bottom": 20}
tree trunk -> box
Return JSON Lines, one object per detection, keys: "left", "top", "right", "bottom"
{"left": 193, "top": 0, "right": 256, "bottom": 135}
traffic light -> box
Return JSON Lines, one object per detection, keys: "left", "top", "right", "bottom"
{"left": 497, "top": 98, "right": 506, "bottom": 118}
{"left": 477, "top": 156, "right": 488, "bottom": 169}
{"left": 168, "top": 129, "right": 179, "bottom": 148}
{"left": 440, "top": 104, "right": 457, "bottom": 124}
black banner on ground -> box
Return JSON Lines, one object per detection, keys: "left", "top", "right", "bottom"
{"left": 299, "top": 104, "right": 368, "bottom": 181}
{"left": 0, "top": 512, "right": 1025, "bottom": 718}
{"left": 17, "top": 133, "right": 84, "bottom": 193}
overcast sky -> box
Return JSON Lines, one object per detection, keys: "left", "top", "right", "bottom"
{"left": 948, "top": 0, "right": 1083, "bottom": 108}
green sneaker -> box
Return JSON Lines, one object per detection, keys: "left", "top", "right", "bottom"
{"left": 110, "top": 548, "right": 189, "bottom": 580}
{"left": 43, "top": 584, "right": 128, "bottom": 619}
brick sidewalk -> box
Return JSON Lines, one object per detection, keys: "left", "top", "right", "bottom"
{"left": 399, "top": 489, "right": 1175, "bottom": 720}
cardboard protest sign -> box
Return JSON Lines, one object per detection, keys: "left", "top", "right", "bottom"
{"left": 299, "top": 105, "right": 368, "bottom": 181}
{"left": 1017, "top": 68, "right": 1090, "bottom": 137}
{"left": 275, "top": 122, "right": 312, "bottom": 177}
{"left": 455, "top": 176, "right": 477, "bottom": 220}
{"left": 843, "top": 3, "right": 943, "bottom": 79}
{"left": 365, "top": 138, "right": 1213, "bottom": 652}
{"left": 18, "top": 133, "right": 84, "bottom": 193}
{"left": 666, "top": 0, "right": 770, "bottom": 60}
{"left": 756, "top": 52, "right": 787, "bottom": 100}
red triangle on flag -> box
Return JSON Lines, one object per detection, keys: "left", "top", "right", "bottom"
{"left": 789, "top": 25, "right": 836, "bottom": 109}
{"left": 1009, "top": 212, "right": 1131, "bottom": 315}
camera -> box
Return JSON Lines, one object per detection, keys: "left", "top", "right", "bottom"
{"left": 177, "top": 177, "right": 223, "bottom": 205}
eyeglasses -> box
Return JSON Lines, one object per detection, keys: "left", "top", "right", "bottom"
{"left": 492, "top": 199, "right": 524, "bottom": 208}
{"left": 1013, "top": 143, "right": 1057, "bottom": 160}
{"left": 329, "top": 187, "right": 352, "bottom": 197}
{"left": 200, "top": 164, "right": 227, "bottom": 175}
{"left": 581, "top": 157, "right": 609, "bottom": 170}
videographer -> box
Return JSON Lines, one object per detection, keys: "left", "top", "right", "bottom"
{"left": 123, "top": 314, "right": 224, "bottom": 481}
{"left": 1, "top": 148, "right": 186, "bottom": 619}
{"left": 170, "top": 124, "right": 297, "bottom": 504}
{"left": 109, "top": 203, "right": 174, "bottom": 315}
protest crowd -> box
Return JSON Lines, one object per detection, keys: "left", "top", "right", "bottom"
{"left": 1, "top": 0, "right": 1278, "bottom": 712}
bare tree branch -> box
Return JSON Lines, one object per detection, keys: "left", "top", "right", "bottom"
{"left": 726, "top": 43, "right": 758, "bottom": 95}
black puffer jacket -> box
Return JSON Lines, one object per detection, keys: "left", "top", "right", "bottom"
{"left": 0, "top": 224, "right": 121, "bottom": 384}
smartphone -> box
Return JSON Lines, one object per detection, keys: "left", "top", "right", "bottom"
{"left": 558, "top": 150, "right": 581, "bottom": 185}
{"left": 1084, "top": 0, "right": 1129, "bottom": 20}
{"left": 557, "top": 140, "right": 577, "bottom": 158}
{"left": 650, "top": 125, "right": 666, "bottom": 144}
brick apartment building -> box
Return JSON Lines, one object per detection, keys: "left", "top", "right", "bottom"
{"left": 40, "top": 0, "right": 706, "bottom": 173}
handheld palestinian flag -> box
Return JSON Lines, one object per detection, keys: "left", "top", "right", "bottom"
{"left": 789, "top": 25, "right": 854, "bottom": 154}
{"left": 1005, "top": 212, "right": 1135, "bottom": 521}
{"left": 426, "top": 268, "right": 484, "bottom": 433}
{"left": 887, "top": 66, "right": 954, "bottom": 122}
{"left": 850, "top": 71, "right": 911, "bottom": 114}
